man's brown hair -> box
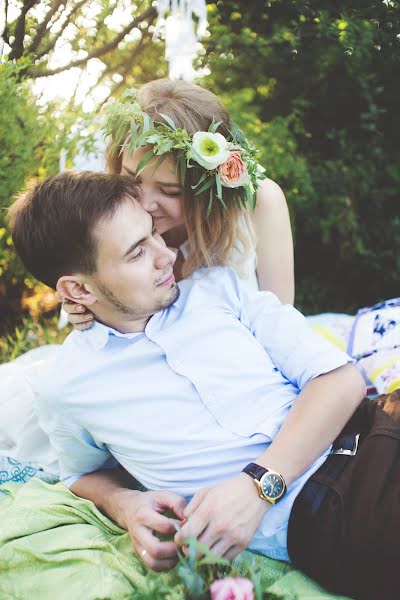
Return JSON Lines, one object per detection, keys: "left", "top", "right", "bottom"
{"left": 9, "top": 171, "right": 139, "bottom": 289}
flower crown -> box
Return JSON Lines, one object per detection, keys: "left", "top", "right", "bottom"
{"left": 103, "top": 89, "right": 266, "bottom": 215}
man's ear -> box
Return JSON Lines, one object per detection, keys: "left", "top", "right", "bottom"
{"left": 56, "top": 276, "right": 98, "bottom": 306}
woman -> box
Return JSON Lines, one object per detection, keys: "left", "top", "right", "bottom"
{"left": 64, "top": 78, "right": 294, "bottom": 329}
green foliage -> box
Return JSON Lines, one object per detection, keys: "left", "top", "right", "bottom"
{"left": 203, "top": 0, "right": 400, "bottom": 312}
{"left": 0, "top": 60, "right": 97, "bottom": 330}
{"left": 128, "top": 535, "right": 285, "bottom": 600}
{"left": 223, "top": 88, "right": 314, "bottom": 237}
{"left": 0, "top": 63, "right": 57, "bottom": 322}
{"left": 0, "top": 314, "right": 70, "bottom": 363}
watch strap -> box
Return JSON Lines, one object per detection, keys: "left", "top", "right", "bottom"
{"left": 242, "top": 462, "right": 268, "bottom": 482}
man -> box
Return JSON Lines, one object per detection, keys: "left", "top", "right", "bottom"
{"left": 10, "top": 171, "right": 396, "bottom": 599}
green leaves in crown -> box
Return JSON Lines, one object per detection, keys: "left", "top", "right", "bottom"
{"left": 103, "top": 89, "right": 266, "bottom": 215}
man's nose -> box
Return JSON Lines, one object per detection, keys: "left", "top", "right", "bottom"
{"left": 139, "top": 189, "right": 158, "bottom": 213}
{"left": 154, "top": 240, "right": 177, "bottom": 269}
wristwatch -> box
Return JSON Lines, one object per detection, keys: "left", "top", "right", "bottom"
{"left": 242, "top": 462, "right": 287, "bottom": 504}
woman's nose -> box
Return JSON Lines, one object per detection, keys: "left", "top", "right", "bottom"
{"left": 139, "top": 190, "right": 158, "bottom": 213}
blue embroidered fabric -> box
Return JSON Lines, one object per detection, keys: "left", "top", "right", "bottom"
{"left": 0, "top": 457, "right": 58, "bottom": 494}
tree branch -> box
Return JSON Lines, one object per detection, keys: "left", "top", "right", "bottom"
{"left": 68, "top": 30, "right": 152, "bottom": 113}
{"left": 3, "top": 0, "right": 10, "bottom": 44}
{"left": 28, "top": 5, "right": 157, "bottom": 78}
{"left": 100, "top": 36, "right": 151, "bottom": 105}
{"left": 97, "top": 28, "right": 151, "bottom": 80}
{"left": 26, "top": 0, "right": 65, "bottom": 54}
{"left": 65, "top": 66, "right": 85, "bottom": 113}
{"left": 35, "top": 0, "right": 88, "bottom": 59}
{"left": 9, "top": 0, "right": 38, "bottom": 60}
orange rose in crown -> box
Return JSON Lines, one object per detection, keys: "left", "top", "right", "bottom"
{"left": 219, "top": 151, "right": 250, "bottom": 188}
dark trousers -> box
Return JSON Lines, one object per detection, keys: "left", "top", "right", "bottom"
{"left": 288, "top": 390, "right": 400, "bottom": 600}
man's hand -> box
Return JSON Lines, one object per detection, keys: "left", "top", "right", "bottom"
{"left": 116, "top": 488, "right": 187, "bottom": 572}
{"left": 174, "top": 473, "right": 268, "bottom": 560}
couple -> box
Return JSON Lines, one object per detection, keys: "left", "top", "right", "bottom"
{"left": 9, "top": 165, "right": 400, "bottom": 600}
{"left": 1, "top": 78, "right": 294, "bottom": 484}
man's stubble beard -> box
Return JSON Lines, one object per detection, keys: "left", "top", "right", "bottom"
{"left": 96, "top": 280, "right": 180, "bottom": 319}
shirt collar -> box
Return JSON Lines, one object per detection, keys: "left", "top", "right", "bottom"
{"left": 79, "top": 293, "right": 179, "bottom": 351}
{"left": 82, "top": 320, "right": 147, "bottom": 351}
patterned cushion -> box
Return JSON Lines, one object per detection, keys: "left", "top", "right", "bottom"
{"left": 0, "top": 456, "right": 58, "bottom": 494}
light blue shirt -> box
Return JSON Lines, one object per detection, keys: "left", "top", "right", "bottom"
{"left": 34, "top": 266, "right": 351, "bottom": 561}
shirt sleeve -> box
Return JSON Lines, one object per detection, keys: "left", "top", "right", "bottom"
{"left": 230, "top": 271, "right": 353, "bottom": 389}
{"left": 35, "top": 396, "right": 118, "bottom": 489}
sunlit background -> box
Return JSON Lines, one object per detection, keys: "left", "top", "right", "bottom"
{"left": 2, "top": 0, "right": 209, "bottom": 111}
{"left": 1, "top": 0, "right": 399, "bottom": 360}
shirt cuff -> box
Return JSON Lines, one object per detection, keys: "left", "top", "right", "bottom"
{"left": 61, "top": 459, "right": 119, "bottom": 490}
{"left": 62, "top": 473, "right": 87, "bottom": 489}
{"left": 298, "top": 352, "right": 354, "bottom": 390}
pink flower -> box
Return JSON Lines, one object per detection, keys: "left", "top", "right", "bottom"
{"left": 219, "top": 151, "right": 250, "bottom": 188}
{"left": 210, "top": 577, "right": 254, "bottom": 600}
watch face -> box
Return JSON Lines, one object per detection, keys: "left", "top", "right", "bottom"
{"left": 261, "top": 472, "right": 284, "bottom": 500}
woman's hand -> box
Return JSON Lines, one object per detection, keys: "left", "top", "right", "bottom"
{"left": 61, "top": 297, "right": 94, "bottom": 330}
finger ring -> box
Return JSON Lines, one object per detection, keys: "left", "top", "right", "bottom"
{"left": 141, "top": 549, "right": 147, "bottom": 558}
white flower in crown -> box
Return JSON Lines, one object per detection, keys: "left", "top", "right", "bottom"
{"left": 190, "top": 132, "right": 230, "bottom": 170}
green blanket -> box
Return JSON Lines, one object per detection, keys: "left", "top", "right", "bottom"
{"left": 0, "top": 479, "right": 350, "bottom": 599}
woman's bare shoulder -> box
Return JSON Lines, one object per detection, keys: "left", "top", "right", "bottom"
{"left": 252, "top": 177, "right": 295, "bottom": 304}
{"left": 256, "top": 177, "right": 288, "bottom": 210}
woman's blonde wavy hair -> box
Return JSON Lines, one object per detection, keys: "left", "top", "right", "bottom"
{"left": 106, "top": 79, "right": 255, "bottom": 278}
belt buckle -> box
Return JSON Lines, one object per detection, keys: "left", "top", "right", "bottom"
{"left": 331, "top": 433, "right": 360, "bottom": 456}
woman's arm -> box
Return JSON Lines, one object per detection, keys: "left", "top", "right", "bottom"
{"left": 252, "top": 178, "right": 295, "bottom": 304}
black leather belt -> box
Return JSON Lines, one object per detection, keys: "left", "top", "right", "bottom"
{"left": 331, "top": 431, "right": 360, "bottom": 457}
{"left": 298, "top": 430, "right": 360, "bottom": 517}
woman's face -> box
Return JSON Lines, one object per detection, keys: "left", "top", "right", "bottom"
{"left": 121, "top": 147, "right": 185, "bottom": 236}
